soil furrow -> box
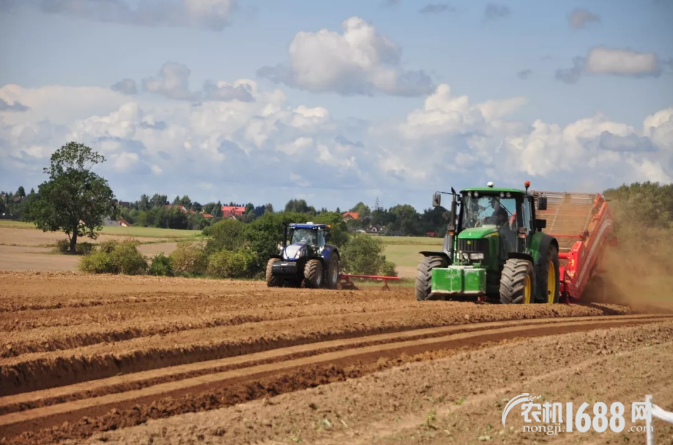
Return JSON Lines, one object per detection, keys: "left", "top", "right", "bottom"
{"left": 0, "top": 317, "right": 669, "bottom": 443}
{"left": 0, "top": 304, "right": 639, "bottom": 396}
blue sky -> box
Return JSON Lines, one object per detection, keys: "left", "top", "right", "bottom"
{"left": 1, "top": 0, "right": 672, "bottom": 211}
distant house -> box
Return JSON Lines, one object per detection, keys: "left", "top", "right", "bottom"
{"left": 426, "top": 232, "right": 436, "bottom": 237}
{"left": 221, "top": 206, "right": 246, "bottom": 218}
{"left": 103, "top": 216, "right": 131, "bottom": 227}
{"left": 202, "top": 213, "right": 214, "bottom": 219}
{"left": 165, "top": 204, "right": 188, "bottom": 213}
{"left": 342, "top": 212, "right": 359, "bottom": 222}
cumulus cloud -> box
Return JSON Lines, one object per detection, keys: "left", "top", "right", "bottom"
{"left": 517, "top": 69, "right": 532, "bottom": 80}
{"left": 257, "top": 17, "right": 434, "bottom": 97}
{"left": 0, "top": 98, "right": 30, "bottom": 112}
{"left": 568, "top": 8, "right": 600, "bottom": 29}
{"left": 556, "top": 47, "right": 662, "bottom": 84}
{"left": 202, "top": 80, "right": 255, "bottom": 102}
{"left": 111, "top": 78, "right": 138, "bottom": 95}
{"left": 484, "top": 3, "right": 510, "bottom": 20}
{"left": 34, "top": 0, "right": 236, "bottom": 31}
{"left": 2, "top": 80, "right": 671, "bottom": 208}
{"left": 142, "top": 62, "right": 197, "bottom": 101}
{"left": 418, "top": 3, "right": 455, "bottom": 14}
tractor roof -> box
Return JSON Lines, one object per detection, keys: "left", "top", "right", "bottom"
{"left": 288, "top": 223, "right": 329, "bottom": 229}
{"left": 461, "top": 187, "right": 525, "bottom": 194}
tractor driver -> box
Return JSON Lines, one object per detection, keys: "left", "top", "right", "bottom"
{"left": 485, "top": 198, "right": 509, "bottom": 227}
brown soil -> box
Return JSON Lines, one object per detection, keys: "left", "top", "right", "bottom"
{"left": 0, "top": 272, "right": 671, "bottom": 445}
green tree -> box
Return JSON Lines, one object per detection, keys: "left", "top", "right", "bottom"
{"left": 284, "top": 199, "right": 315, "bottom": 214}
{"left": 180, "top": 195, "right": 192, "bottom": 210}
{"left": 191, "top": 201, "right": 203, "bottom": 212}
{"left": 30, "top": 142, "right": 118, "bottom": 253}
{"left": 138, "top": 194, "right": 151, "bottom": 211}
{"left": 313, "top": 211, "right": 350, "bottom": 247}
{"left": 340, "top": 234, "right": 393, "bottom": 275}
{"left": 212, "top": 201, "right": 223, "bottom": 217}
{"left": 350, "top": 202, "right": 370, "bottom": 217}
{"left": 150, "top": 193, "right": 167, "bottom": 208}
{"left": 16, "top": 186, "right": 26, "bottom": 198}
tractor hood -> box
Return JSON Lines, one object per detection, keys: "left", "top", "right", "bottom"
{"left": 457, "top": 226, "right": 498, "bottom": 239}
{"left": 282, "top": 242, "right": 308, "bottom": 260}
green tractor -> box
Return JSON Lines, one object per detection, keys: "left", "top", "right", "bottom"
{"left": 415, "top": 181, "right": 560, "bottom": 304}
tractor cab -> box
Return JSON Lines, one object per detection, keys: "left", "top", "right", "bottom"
{"left": 418, "top": 182, "right": 558, "bottom": 304}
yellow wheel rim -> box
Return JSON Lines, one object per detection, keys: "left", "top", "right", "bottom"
{"left": 524, "top": 275, "right": 532, "bottom": 304}
{"left": 547, "top": 260, "right": 556, "bottom": 304}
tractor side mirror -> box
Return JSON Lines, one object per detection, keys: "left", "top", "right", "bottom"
{"left": 324, "top": 232, "right": 331, "bottom": 240}
{"left": 535, "top": 219, "right": 547, "bottom": 230}
{"left": 432, "top": 192, "right": 441, "bottom": 207}
{"left": 538, "top": 196, "right": 548, "bottom": 211}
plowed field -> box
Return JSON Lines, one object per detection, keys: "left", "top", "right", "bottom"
{"left": 1, "top": 271, "right": 671, "bottom": 444}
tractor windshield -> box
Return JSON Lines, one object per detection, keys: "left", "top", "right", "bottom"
{"left": 461, "top": 194, "right": 517, "bottom": 229}
{"left": 291, "top": 228, "right": 318, "bottom": 245}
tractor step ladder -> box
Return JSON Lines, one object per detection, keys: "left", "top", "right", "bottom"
{"left": 534, "top": 191, "right": 615, "bottom": 301}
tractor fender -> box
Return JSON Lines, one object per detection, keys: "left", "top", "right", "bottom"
{"left": 321, "top": 245, "right": 339, "bottom": 262}
{"left": 508, "top": 252, "right": 534, "bottom": 264}
{"left": 419, "top": 251, "right": 451, "bottom": 264}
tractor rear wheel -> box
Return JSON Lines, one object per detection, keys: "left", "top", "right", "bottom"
{"left": 266, "top": 258, "right": 283, "bottom": 287}
{"left": 304, "top": 259, "right": 323, "bottom": 288}
{"left": 536, "top": 244, "right": 560, "bottom": 304}
{"left": 325, "top": 255, "right": 340, "bottom": 289}
{"left": 415, "top": 256, "right": 447, "bottom": 301}
{"left": 500, "top": 259, "right": 535, "bottom": 304}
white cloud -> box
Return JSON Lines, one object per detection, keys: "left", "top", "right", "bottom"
{"left": 556, "top": 47, "right": 662, "bottom": 84}
{"left": 257, "top": 17, "right": 433, "bottom": 96}
{"left": 1, "top": 80, "right": 671, "bottom": 208}
{"left": 142, "top": 63, "right": 197, "bottom": 101}
{"left": 33, "top": 0, "right": 236, "bottom": 31}
{"left": 586, "top": 47, "right": 660, "bottom": 77}
{"left": 568, "top": 8, "right": 600, "bottom": 29}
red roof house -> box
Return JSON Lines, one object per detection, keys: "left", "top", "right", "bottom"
{"left": 221, "top": 206, "right": 246, "bottom": 218}
{"left": 342, "top": 212, "right": 359, "bottom": 221}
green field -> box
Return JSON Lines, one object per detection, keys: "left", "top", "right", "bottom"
{"left": 0, "top": 220, "right": 201, "bottom": 239}
{"left": 378, "top": 236, "right": 441, "bottom": 268}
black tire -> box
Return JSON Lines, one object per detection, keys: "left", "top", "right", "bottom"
{"left": 500, "top": 259, "right": 535, "bottom": 304}
{"left": 304, "top": 259, "right": 323, "bottom": 288}
{"left": 325, "top": 254, "right": 340, "bottom": 289}
{"left": 536, "top": 244, "right": 560, "bottom": 304}
{"left": 266, "top": 258, "right": 283, "bottom": 287}
{"left": 415, "top": 256, "right": 448, "bottom": 301}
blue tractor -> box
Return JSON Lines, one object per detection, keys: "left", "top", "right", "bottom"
{"left": 266, "top": 223, "right": 340, "bottom": 288}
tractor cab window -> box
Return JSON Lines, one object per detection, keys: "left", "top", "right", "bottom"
{"left": 317, "top": 230, "right": 326, "bottom": 247}
{"left": 461, "top": 194, "right": 517, "bottom": 229}
{"left": 291, "top": 228, "right": 317, "bottom": 245}
{"left": 522, "top": 198, "right": 532, "bottom": 232}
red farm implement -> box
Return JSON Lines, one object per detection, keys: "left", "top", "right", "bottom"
{"left": 535, "top": 191, "right": 617, "bottom": 302}
{"left": 338, "top": 273, "right": 400, "bottom": 291}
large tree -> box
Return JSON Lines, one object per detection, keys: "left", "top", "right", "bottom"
{"left": 31, "top": 142, "right": 118, "bottom": 253}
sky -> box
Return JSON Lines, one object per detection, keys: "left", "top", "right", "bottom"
{"left": 1, "top": 0, "right": 672, "bottom": 212}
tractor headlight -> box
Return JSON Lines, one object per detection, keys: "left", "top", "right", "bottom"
{"left": 469, "top": 253, "right": 484, "bottom": 261}
{"left": 462, "top": 252, "right": 470, "bottom": 260}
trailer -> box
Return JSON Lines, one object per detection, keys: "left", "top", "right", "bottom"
{"left": 534, "top": 191, "right": 617, "bottom": 302}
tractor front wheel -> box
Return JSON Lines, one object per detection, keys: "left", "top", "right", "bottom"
{"left": 500, "top": 259, "right": 535, "bottom": 304}
{"left": 266, "top": 258, "right": 283, "bottom": 287}
{"left": 415, "top": 256, "right": 447, "bottom": 301}
{"left": 304, "top": 259, "right": 323, "bottom": 288}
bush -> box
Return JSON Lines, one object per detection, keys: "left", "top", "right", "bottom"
{"left": 204, "top": 219, "right": 246, "bottom": 254}
{"left": 111, "top": 241, "right": 148, "bottom": 274}
{"left": 381, "top": 260, "right": 398, "bottom": 277}
{"left": 76, "top": 242, "right": 95, "bottom": 255}
{"left": 98, "top": 240, "right": 119, "bottom": 254}
{"left": 55, "top": 239, "right": 70, "bottom": 254}
{"left": 55, "top": 239, "right": 96, "bottom": 255}
{"left": 149, "top": 253, "right": 173, "bottom": 276}
{"left": 340, "top": 233, "right": 396, "bottom": 276}
{"left": 80, "top": 251, "right": 118, "bottom": 273}
{"left": 79, "top": 240, "right": 147, "bottom": 275}
{"left": 207, "top": 249, "right": 255, "bottom": 278}
{"left": 170, "top": 242, "right": 207, "bottom": 275}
